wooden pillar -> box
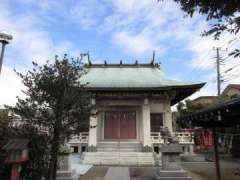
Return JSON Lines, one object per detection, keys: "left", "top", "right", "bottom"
{"left": 142, "top": 98, "right": 151, "bottom": 147}
{"left": 213, "top": 128, "right": 221, "bottom": 180}
{"left": 88, "top": 98, "right": 97, "bottom": 148}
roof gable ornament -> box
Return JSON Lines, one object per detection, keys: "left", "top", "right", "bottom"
{"left": 86, "top": 51, "right": 163, "bottom": 68}
{"left": 151, "top": 50, "right": 155, "bottom": 65}
{"left": 80, "top": 51, "right": 91, "bottom": 65}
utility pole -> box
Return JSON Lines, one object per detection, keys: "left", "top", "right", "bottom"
{"left": 212, "top": 47, "right": 222, "bottom": 180}
{"left": 0, "top": 32, "right": 13, "bottom": 74}
{"left": 216, "top": 47, "right": 221, "bottom": 96}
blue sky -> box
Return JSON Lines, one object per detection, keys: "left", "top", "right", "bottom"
{"left": 0, "top": 0, "right": 239, "bottom": 106}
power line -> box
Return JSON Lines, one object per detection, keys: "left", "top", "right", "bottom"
{"left": 183, "top": 51, "right": 214, "bottom": 81}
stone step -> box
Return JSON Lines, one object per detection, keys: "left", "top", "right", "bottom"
{"left": 81, "top": 152, "right": 156, "bottom": 165}
{"left": 97, "top": 148, "right": 140, "bottom": 152}
{"left": 82, "top": 152, "right": 154, "bottom": 156}
{"left": 97, "top": 142, "right": 142, "bottom": 152}
{"left": 98, "top": 142, "right": 142, "bottom": 147}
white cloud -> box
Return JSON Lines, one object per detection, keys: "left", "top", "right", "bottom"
{"left": 0, "top": 66, "right": 25, "bottom": 106}
{"left": 113, "top": 31, "right": 161, "bottom": 54}
{"left": 97, "top": 0, "right": 210, "bottom": 57}
{"left": 70, "top": 0, "right": 107, "bottom": 29}
{"left": 0, "top": 0, "right": 84, "bottom": 106}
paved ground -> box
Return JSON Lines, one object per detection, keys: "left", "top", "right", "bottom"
{"left": 104, "top": 167, "right": 130, "bottom": 180}
{"left": 70, "top": 154, "right": 92, "bottom": 175}
{"left": 78, "top": 158, "right": 240, "bottom": 180}
{"left": 78, "top": 166, "right": 108, "bottom": 180}
{"left": 181, "top": 160, "right": 240, "bottom": 180}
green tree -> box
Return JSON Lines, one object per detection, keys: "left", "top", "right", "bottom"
{"left": 161, "top": 0, "right": 240, "bottom": 57}
{"left": 0, "top": 109, "right": 11, "bottom": 179}
{"left": 9, "top": 55, "right": 92, "bottom": 180}
{"left": 177, "top": 99, "right": 206, "bottom": 128}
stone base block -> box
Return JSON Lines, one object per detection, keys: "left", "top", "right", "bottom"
{"left": 56, "top": 170, "right": 74, "bottom": 180}
{"left": 154, "top": 170, "right": 192, "bottom": 180}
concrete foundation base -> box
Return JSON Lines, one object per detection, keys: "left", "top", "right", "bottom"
{"left": 155, "top": 169, "right": 192, "bottom": 180}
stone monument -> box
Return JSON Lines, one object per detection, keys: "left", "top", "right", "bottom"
{"left": 155, "top": 143, "right": 192, "bottom": 180}
{"left": 57, "top": 145, "right": 76, "bottom": 180}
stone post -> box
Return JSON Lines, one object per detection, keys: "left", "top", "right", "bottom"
{"left": 164, "top": 100, "right": 173, "bottom": 134}
{"left": 164, "top": 112, "right": 173, "bottom": 134}
{"left": 142, "top": 98, "right": 152, "bottom": 151}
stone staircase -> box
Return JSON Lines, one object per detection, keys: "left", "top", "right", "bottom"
{"left": 97, "top": 141, "right": 142, "bottom": 152}
{"left": 81, "top": 142, "right": 159, "bottom": 166}
{"left": 81, "top": 151, "right": 155, "bottom": 166}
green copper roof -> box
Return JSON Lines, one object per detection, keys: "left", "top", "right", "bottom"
{"left": 81, "top": 65, "right": 203, "bottom": 90}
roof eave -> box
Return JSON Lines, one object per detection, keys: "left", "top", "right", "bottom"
{"left": 85, "top": 83, "right": 205, "bottom": 105}
{"left": 84, "top": 83, "right": 205, "bottom": 92}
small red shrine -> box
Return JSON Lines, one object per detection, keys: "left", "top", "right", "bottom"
{"left": 2, "top": 139, "right": 30, "bottom": 180}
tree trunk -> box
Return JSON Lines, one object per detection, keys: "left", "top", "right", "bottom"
{"left": 48, "top": 128, "right": 60, "bottom": 180}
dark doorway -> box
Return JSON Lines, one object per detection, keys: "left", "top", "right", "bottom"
{"left": 151, "top": 113, "right": 163, "bottom": 132}
{"left": 73, "top": 146, "right": 78, "bottom": 153}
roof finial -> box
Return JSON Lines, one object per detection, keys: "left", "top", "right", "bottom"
{"left": 151, "top": 50, "right": 155, "bottom": 65}
{"left": 87, "top": 51, "right": 91, "bottom": 65}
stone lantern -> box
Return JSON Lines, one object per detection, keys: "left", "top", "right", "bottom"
{"left": 155, "top": 143, "right": 192, "bottom": 180}
{"left": 2, "top": 139, "right": 30, "bottom": 180}
{"left": 57, "top": 144, "right": 75, "bottom": 180}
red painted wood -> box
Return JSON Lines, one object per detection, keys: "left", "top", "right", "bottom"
{"left": 11, "top": 164, "right": 20, "bottom": 180}
{"left": 127, "top": 112, "right": 136, "bottom": 139}
{"left": 104, "top": 112, "right": 119, "bottom": 139}
{"left": 120, "top": 112, "right": 128, "bottom": 139}
{"left": 104, "top": 111, "right": 136, "bottom": 139}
